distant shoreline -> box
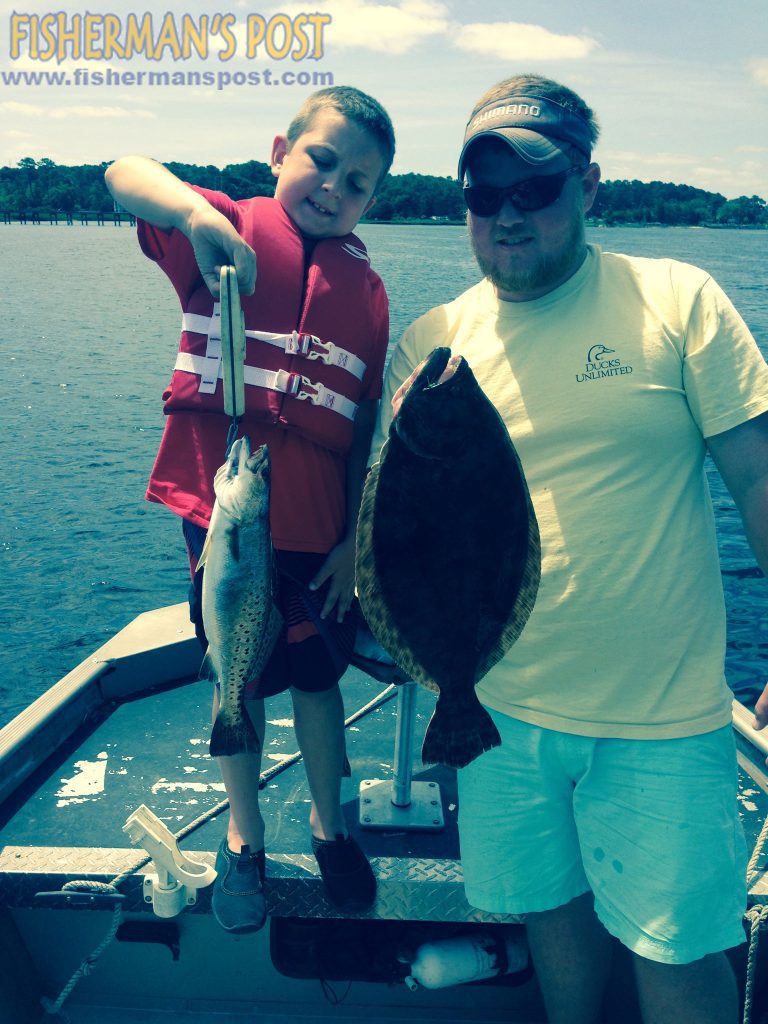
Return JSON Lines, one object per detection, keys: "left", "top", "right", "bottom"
{"left": 2, "top": 215, "right": 765, "bottom": 230}
{"left": 359, "top": 218, "right": 767, "bottom": 230}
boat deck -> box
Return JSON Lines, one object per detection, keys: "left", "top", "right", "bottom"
{"left": 3, "top": 604, "right": 768, "bottom": 1021}
{"left": 0, "top": 660, "right": 486, "bottom": 918}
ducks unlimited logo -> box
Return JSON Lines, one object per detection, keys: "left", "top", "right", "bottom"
{"left": 576, "top": 344, "right": 633, "bottom": 383}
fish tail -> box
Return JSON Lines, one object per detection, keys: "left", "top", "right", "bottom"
{"left": 209, "top": 709, "right": 261, "bottom": 758}
{"left": 421, "top": 700, "right": 501, "bottom": 769}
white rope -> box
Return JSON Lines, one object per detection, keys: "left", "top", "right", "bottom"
{"left": 742, "top": 809, "right": 768, "bottom": 1024}
{"left": 747, "top": 810, "right": 768, "bottom": 886}
{"left": 743, "top": 903, "right": 768, "bottom": 1024}
{"left": 40, "top": 883, "right": 123, "bottom": 1018}
{"left": 40, "top": 789, "right": 236, "bottom": 1018}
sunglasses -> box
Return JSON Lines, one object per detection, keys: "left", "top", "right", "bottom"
{"left": 463, "top": 166, "right": 585, "bottom": 217}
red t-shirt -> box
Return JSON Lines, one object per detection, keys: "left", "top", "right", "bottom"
{"left": 138, "top": 189, "right": 389, "bottom": 553}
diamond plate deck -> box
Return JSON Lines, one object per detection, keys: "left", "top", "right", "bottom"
{"left": 0, "top": 846, "right": 521, "bottom": 923}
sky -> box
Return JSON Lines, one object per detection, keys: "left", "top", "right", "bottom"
{"left": 1, "top": 0, "right": 766, "bottom": 199}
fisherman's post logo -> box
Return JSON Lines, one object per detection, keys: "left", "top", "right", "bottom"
{"left": 576, "top": 344, "right": 633, "bottom": 383}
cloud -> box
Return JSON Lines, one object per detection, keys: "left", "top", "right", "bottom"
{"left": 1, "top": 100, "right": 45, "bottom": 115}
{"left": 451, "top": 22, "right": 598, "bottom": 61}
{"left": 1, "top": 99, "right": 155, "bottom": 120}
{"left": 602, "top": 150, "right": 699, "bottom": 172}
{"left": 275, "top": 0, "right": 449, "bottom": 54}
{"left": 598, "top": 148, "right": 765, "bottom": 198}
{"left": 272, "top": 2, "right": 597, "bottom": 60}
{"left": 748, "top": 57, "right": 768, "bottom": 86}
{"left": 48, "top": 105, "right": 156, "bottom": 119}
{"left": 8, "top": 53, "right": 80, "bottom": 72}
{"left": 689, "top": 160, "right": 766, "bottom": 198}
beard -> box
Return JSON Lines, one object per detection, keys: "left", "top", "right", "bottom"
{"left": 470, "top": 212, "right": 586, "bottom": 299}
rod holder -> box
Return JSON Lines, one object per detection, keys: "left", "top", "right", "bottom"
{"left": 123, "top": 804, "right": 217, "bottom": 918}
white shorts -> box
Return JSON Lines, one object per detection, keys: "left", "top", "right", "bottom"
{"left": 457, "top": 711, "right": 748, "bottom": 964}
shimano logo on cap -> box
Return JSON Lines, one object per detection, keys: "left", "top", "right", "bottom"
{"left": 471, "top": 103, "right": 542, "bottom": 129}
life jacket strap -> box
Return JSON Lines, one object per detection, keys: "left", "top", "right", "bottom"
{"left": 194, "top": 303, "right": 222, "bottom": 395}
{"left": 173, "top": 352, "right": 358, "bottom": 421}
{"left": 181, "top": 313, "right": 367, "bottom": 381}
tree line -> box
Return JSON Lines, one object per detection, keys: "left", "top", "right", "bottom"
{"left": 1, "top": 156, "right": 766, "bottom": 227}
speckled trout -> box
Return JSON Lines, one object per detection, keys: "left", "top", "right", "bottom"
{"left": 356, "top": 347, "right": 541, "bottom": 769}
{"left": 198, "top": 437, "right": 283, "bottom": 757}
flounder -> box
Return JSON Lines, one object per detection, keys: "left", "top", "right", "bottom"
{"left": 356, "top": 347, "right": 540, "bottom": 768}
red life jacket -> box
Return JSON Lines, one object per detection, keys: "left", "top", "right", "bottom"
{"left": 162, "top": 197, "right": 382, "bottom": 455}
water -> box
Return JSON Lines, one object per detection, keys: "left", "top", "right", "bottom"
{"left": 1, "top": 223, "right": 766, "bottom": 728}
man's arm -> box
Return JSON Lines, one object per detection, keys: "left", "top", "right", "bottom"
{"left": 707, "top": 411, "right": 768, "bottom": 727}
{"left": 104, "top": 155, "right": 255, "bottom": 296}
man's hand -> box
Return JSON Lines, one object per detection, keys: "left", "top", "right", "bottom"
{"left": 309, "top": 537, "right": 356, "bottom": 623}
{"left": 186, "top": 205, "right": 257, "bottom": 298}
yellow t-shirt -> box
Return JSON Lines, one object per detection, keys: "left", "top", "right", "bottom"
{"left": 373, "top": 245, "right": 768, "bottom": 739}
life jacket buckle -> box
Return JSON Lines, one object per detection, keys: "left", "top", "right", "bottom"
{"left": 305, "top": 339, "right": 335, "bottom": 366}
{"left": 294, "top": 377, "right": 330, "bottom": 409}
{"left": 274, "top": 369, "right": 303, "bottom": 396}
{"left": 286, "top": 331, "right": 316, "bottom": 357}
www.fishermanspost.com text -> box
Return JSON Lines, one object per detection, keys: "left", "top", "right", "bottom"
{"left": 1, "top": 66, "right": 336, "bottom": 91}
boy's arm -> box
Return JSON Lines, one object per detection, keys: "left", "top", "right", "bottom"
{"left": 104, "top": 155, "right": 256, "bottom": 297}
{"left": 310, "top": 398, "right": 379, "bottom": 621}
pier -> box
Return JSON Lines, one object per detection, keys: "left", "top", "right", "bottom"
{"left": 2, "top": 209, "right": 136, "bottom": 226}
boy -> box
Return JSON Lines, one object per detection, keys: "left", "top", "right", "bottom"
{"left": 105, "top": 86, "right": 395, "bottom": 933}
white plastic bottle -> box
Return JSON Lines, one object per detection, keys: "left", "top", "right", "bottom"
{"left": 404, "top": 929, "right": 529, "bottom": 990}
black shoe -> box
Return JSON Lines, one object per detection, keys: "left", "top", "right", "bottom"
{"left": 311, "top": 833, "right": 376, "bottom": 911}
{"left": 212, "top": 840, "right": 267, "bottom": 933}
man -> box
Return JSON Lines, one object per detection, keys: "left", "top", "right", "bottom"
{"left": 373, "top": 74, "right": 768, "bottom": 1023}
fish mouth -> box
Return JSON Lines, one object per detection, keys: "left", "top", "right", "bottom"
{"left": 227, "top": 436, "right": 269, "bottom": 478}
{"left": 417, "top": 347, "right": 451, "bottom": 388}
{"left": 393, "top": 348, "right": 468, "bottom": 460}
{"left": 414, "top": 347, "right": 466, "bottom": 393}
{"left": 225, "top": 436, "right": 249, "bottom": 480}
{"left": 246, "top": 443, "right": 270, "bottom": 475}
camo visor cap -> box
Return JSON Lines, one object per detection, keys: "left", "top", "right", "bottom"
{"left": 458, "top": 95, "right": 592, "bottom": 179}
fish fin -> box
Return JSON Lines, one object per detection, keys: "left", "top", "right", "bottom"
{"left": 199, "top": 647, "right": 217, "bottom": 682}
{"left": 420, "top": 699, "right": 501, "bottom": 769}
{"left": 196, "top": 531, "right": 212, "bottom": 573}
{"left": 209, "top": 709, "right": 261, "bottom": 758}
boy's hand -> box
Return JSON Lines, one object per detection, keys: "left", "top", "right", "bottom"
{"left": 753, "top": 682, "right": 768, "bottom": 731}
{"left": 186, "top": 205, "right": 256, "bottom": 298}
{"left": 309, "top": 537, "right": 356, "bottom": 623}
